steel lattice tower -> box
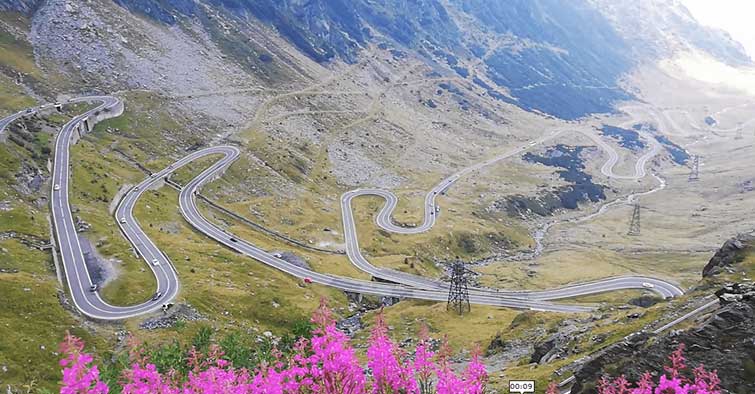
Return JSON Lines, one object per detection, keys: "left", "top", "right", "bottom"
{"left": 628, "top": 201, "right": 641, "bottom": 236}
{"left": 447, "top": 262, "right": 470, "bottom": 315}
{"left": 689, "top": 155, "right": 700, "bottom": 182}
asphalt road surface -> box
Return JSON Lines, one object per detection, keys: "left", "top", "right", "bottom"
{"left": 2, "top": 97, "right": 688, "bottom": 320}
{"left": 49, "top": 96, "right": 180, "bottom": 319}
{"left": 172, "top": 146, "right": 682, "bottom": 307}
{"left": 338, "top": 125, "right": 682, "bottom": 299}
{"left": 0, "top": 101, "right": 62, "bottom": 134}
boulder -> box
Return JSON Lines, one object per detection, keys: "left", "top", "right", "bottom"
{"left": 703, "top": 235, "right": 753, "bottom": 277}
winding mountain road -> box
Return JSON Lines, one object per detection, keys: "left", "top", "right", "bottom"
{"left": 0, "top": 102, "right": 59, "bottom": 135}
{"left": 2, "top": 95, "right": 685, "bottom": 320}
{"left": 338, "top": 126, "right": 683, "bottom": 299}
{"left": 49, "top": 96, "right": 182, "bottom": 319}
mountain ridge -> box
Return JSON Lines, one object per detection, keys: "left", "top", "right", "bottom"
{"left": 7, "top": 0, "right": 747, "bottom": 119}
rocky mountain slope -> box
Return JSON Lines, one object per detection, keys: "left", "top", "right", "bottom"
{"left": 2, "top": 0, "right": 754, "bottom": 392}
{"left": 5, "top": 0, "right": 749, "bottom": 120}
{"left": 571, "top": 283, "right": 755, "bottom": 393}
{"left": 569, "top": 236, "right": 755, "bottom": 393}
{"left": 589, "top": 0, "right": 751, "bottom": 66}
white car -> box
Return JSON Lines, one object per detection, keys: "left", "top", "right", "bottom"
{"left": 151, "top": 259, "right": 160, "bottom": 266}
{"left": 642, "top": 282, "right": 654, "bottom": 289}
{"left": 120, "top": 217, "right": 127, "bottom": 224}
{"left": 273, "top": 253, "right": 282, "bottom": 258}
{"left": 53, "top": 184, "right": 61, "bottom": 191}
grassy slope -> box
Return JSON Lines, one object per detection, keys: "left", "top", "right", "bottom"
{"left": 0, "top": 241, "right": 110, "bottom": 392}
{"left": 0, "top": 10, "right": 741, "bottom": 393}
{"left": 0, "top": 87, "right": 349, "bottom": 389}
{"left": 0, "top": 25, "right": 96, "bottom": 389}
{"left": 0, "top": 73, "right": 35, "bottom": 114}
{"left": 80, "top": 91, "right": 352, "bottom": 338}
{"left": 0, "top": 72, "right": 110, "bottom": 391}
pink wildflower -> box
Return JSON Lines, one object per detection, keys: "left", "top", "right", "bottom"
{"left": 59, "top": 332, "right": 109, "bottom": 394}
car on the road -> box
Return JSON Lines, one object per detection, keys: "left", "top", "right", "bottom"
{"left": 303, "top": 277, "right": 313, "bottom": 284}
{"left": 273, "top": 253, "right": 282, "bottom": 258}
{"left": 151, "top": 292, "right": 162, "bottom": 301}
{"left": 642, "top": 282, "right": 654, "bottom": 289}
{"left": 133, "top": 186, "right": 139, "bottom": 191}
{"left": 54, "top": 184, "right": 61, "bottom": 191}
{"left": 230, "top": 237, "right": 238, "bottom": 243}
{"left": 120, "top": 217, "right": 127, "bottom": 224}
{"left": 151, "top": 259, "right": 160, "bottom": 266}
{"left": 435, "top": 206, "right": 440, "bottom": 213}
{"left": 25, "top": 108, "right": 33, "bottom": 114}
{"left": 89, "top": 284, "right": 99, "bottom": 292}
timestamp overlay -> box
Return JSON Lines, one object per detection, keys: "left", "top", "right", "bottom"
{"left": 509, "top": 380, "right": 536, "bottom": 393}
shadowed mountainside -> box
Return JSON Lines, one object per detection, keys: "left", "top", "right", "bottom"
{"left": 97, "top": 0, "right": 750, "bottom": 120}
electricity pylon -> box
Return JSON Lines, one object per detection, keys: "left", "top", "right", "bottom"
{"left": 689, "top": 155, "right": 700, "bottom": 182}
{"left": 447, "top": 262, "right": 470, "bottom": 315}
{"left": 628, "top": 201, "right": 641, "bottom": 236}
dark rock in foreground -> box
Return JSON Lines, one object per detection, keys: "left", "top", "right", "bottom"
{"left": 703, "top": 235, "right": 754, "bottom": 278}
{"left": 570, "top": 283, "right": 755, "bottom": 394}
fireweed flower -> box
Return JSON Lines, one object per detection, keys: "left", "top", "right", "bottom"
{"left": 593, "top": 344, "right": 720, "bottom": 394}
{"left": 367, "top": 313, "right": 419, "bottom": 394}
{"left": 58, "top": 305, "right": 714, "bottom": 394}
{"left": 59, "top": 332, "right": 109, "bottom": 394}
